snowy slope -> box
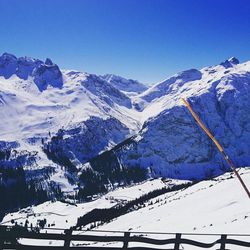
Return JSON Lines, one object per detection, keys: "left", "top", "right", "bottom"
{"left": 0, "top": 63, "right": 141, "bottom": 143}
{"left": 0, "top": 52, "right": 144, "bottom": 142}
{"left": 1, "top": 169, "right": 249, "bottom": 249}
{"left": 92, "top": 167, "right": 250, "bottom": 234}
{"left": 2, "top": 168, "right": 249, "bottom": 233}
{"left": 133, "top": 68, "right": 202, "bottom": 111}
{"left": 1, "top": 178, "right": 175, "bottom": 229}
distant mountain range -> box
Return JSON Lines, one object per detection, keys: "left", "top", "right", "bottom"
{"left": 1, "top": 53, "right": 250, "bottom": 216}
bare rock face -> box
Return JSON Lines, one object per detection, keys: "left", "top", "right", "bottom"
{"left": 44, "top": 116, "right": 130, "bottom": 166}
{"left": 33, "top": 58, "right": 63, "bottom": 91}
{"left": 16, "top": 56, "right": 43, "bottom": 80}
{"left": 0, "top": 53, "right": 18, "bottom": 79}
{"left": 220, "top": 57, "right": 240, "bottom": 68}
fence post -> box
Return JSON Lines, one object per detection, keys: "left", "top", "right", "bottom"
{"left": 174, "top": 233, "right": 182, "bottom": 250}
{"left": 0, "top": 238, "right": 3, "bottom": 250}
{"left": 219, "top": 234, "right": 227, "bottom": 250}
{"left": 0, "top": 226, "right": 6, "bottom": 250}
{"left": 64, "top": 228, "right": 73, "bottom": 248}
{"left": 123, "top": 232, "right": 130, "bottom": 249}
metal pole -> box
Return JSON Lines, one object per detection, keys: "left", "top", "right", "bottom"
{"left": 182, "top": 98, "right": 250, "bottom": 199}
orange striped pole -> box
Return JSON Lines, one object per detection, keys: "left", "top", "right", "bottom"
{"left": 182, "top": 98, "right": 250, "bottom": 199}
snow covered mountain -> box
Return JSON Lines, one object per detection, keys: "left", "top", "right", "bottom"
{"left": 0, "top": 53, "right": 140, "bottom": 143}
{"left": 87, "top": 57, "right": 250, "bottom": 180}
{"left": 1, "top": 52, "right": 250, "bottom": 219}
{"left": 0, "top": 53, "right": 146, "bottom": 217}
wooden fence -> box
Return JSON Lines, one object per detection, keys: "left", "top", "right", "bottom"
{"left": 0, "top": 225, "right": 249, "bottom": 249}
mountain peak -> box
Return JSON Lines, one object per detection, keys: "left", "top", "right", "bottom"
{"left": 137, "top": 68, "right": 202, "bottom": 105}
{"left": 0, "top": 53, "right": 63, "bottom": 91}
{"left": 1, "top": 52, "right": 17, "bottom": 60}
{"left": 220, "top": 57, "right": 240, "bottom": 68}
{"left": 0, "top": 53, "right": 18, "bottom": 78}
{"left": 33, "top": 60, "right": 63, "bottom": 91}
{"left": 228, "top": 57, "right": 240, "bottom": 64}
{"left": 45, "top": 58, "right": 54, "bottom": 66}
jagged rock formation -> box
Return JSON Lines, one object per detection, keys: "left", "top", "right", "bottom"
{"left": 0, "top": 53, "right": 63, "bottom": 91}
{"left": 33, "top": 58, "right": 63, "bottom": 91}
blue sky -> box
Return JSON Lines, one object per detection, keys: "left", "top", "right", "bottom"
{"left": 0, "top": 0, "right": 250, "bottom": 84}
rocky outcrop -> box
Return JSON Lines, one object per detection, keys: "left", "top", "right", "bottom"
{"left": 0, "top": 53, "right": 18, "bottom": 79}
{"left": 0, "top": 53, "right": 63, "bottom": 91}
{"left": 220, "top": 57, "right": 240, "bottom": 68}
{"left": 44, "top": 116, "right": 130, "bottom": 169}
{"left": 33, "top": 58, "right": 63, "bottom": 91}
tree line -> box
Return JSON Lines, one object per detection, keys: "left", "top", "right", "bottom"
{"left": 74, "top": 181, "right": 194, "bottom": 230}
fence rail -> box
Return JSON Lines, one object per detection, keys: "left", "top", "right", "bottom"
{"left": 0, "top": 225, "right": 249, "bottom": 249}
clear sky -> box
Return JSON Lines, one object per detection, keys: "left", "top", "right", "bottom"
{"left": 1, "top": 0, "right": 250, "bottom": 84}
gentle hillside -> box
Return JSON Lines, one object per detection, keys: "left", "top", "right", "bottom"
{"left": 94, "top": 167, "right": 250, "bottom": 234}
